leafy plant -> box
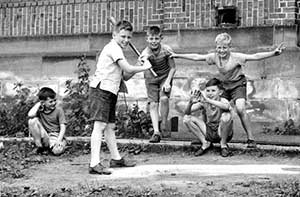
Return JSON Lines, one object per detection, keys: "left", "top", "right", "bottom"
{"left": 115, "top": 102, "right": 153, "bottom": 139}
{"left": 0, "top": 82, "right": 35, "bottom": 137}
{"left": 62, "top": 55, "right": 92, "bottom": 136}
{"left": 262, "top": 119, "right": 300, "bottom": 136}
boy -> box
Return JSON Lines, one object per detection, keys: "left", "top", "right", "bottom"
{"left": 88, "top": 20, "right": 152, "bottom": 175}
{"left": 28, "top": 87, "right": 67, "bottom": 155}
{"left": 140, "top": 26, "right": 176, "bottom": 143}
{"left": 172, "top": 33, "right": 285, "bottom": 148}
{"left": 183, "top": 78, "right": 233, "bottom": 157}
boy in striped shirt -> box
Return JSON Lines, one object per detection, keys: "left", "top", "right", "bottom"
{"left": 140, "top": 26, "right": 176, "bottom": 143}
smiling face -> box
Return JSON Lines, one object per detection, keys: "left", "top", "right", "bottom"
{"left": 146, "top": 33, "right": 162, "bottom": 50}
{"left": 216, "top": 42, "right": 230, "bottom": 59}
{"left": 205, "top": 85, "right": 222, "bottom": 100}
{"left": 113, "top": 29, "right": 132, "bottom": 49}
{"left": 42, "top": 97, "right": 57, "bottom": 111}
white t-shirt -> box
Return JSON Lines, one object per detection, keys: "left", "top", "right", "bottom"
{"left": 90, "top": 39, "right": 125, "bottom": 95}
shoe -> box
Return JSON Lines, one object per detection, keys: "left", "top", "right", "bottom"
{"left": 194, "top": 143, "right": 212, "bottom": 156}
{"left": 220, "top": 146, "right": 231, "bottom": 157}
{"left": 110, "top": 157, "right": 136, "bottom": 168}
{"left": 246, "top": 139, "right": 257, "bottom": 148}
{"left": 149, "top": 134, "right": 161, "bottom": 143}
{"left": 89, "top": 163, "right": 112, "bottom": 175}
{"left": 35, "top": 147, "right": 49, "bottom": 155}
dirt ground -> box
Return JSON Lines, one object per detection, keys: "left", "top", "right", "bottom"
{"left": 1, "top": 141, "right": 300, "bottom": 196}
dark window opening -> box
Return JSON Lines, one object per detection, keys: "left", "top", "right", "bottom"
{"left": 216, "top": 6, "right": 240, "bottom": 27}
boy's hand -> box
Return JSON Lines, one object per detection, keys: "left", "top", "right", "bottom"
{"left": 189, "top": 89, "right": 202, "bottom": 103}
{"left": 162, "top": 83, "right": 171, "bottom": 93}
{"left": 142, "top": 59, "right": 152, "bottom": 70}
{"left": 200, "top": 91, "right": 209, "bottom": 102}
{"left": 274, "top": 42, "right": 285, "bottom": 56}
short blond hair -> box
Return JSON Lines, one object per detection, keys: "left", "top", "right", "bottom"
{"left": 215, "top": 33, "right": 232, "bottom": 45}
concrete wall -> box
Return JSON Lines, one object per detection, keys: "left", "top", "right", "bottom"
{"left": 0, "top": 0, "right": 300, "bottom": 140}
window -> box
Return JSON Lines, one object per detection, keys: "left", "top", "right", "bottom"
{"left": 216, "top": 6, "right": 240, "bottom": 27}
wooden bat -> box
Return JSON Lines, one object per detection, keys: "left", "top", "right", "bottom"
{"left": 108, "top": 16, "right": 158, "bottom": 77}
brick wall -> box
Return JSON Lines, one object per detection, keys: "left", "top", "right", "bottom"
{"left": 0, "top": 0, "right": 298, "bottom": 37}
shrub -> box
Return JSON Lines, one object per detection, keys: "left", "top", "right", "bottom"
{"left": 62, "top": 55, "right": 92, "bottom": 136}
{"left": 0, "top": 82, "right": 35, "bottom": 137}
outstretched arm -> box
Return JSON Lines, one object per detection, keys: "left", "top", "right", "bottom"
{"left": 171, "top": 52, "right": 212, "bottom": 61}
{"left": 241, "top": 42, "right": 285, "bottom": 61}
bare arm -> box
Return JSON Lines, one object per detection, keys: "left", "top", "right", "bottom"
{"left": 171, "top": 52, "right": 212, "bottom": 61}
{"left": 57, "top": 124, "right": 66, "bottom": 142}
{"left": 241, "top": 42, "right": 285, "bottom": 61}
{"left": 201, "top": 92, "right": 231, "bottom": 111}
{"left": 165, "top": 57, "right": 176, "bottom": 83}
{"left": 118, "top": 58, "right": 152, "bottom": 74}
{"left": 162, "top": 57, "right": 176, "bottom": 92}
{"left": 28, "top": 102, "right": 41, "bottom": 118}
{"left": 206, "top": 98, "right": 230, "bottom": 110}
{"left": 122, "top": 58, "right": 150, "bottom": 81}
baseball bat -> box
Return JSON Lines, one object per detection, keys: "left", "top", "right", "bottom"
{"left": 108, "top": 16, "right": 158, "bottom": 77}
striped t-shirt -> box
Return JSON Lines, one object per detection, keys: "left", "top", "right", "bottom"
{"left": 141, "top": 44, "right": 173, "bottom": 76}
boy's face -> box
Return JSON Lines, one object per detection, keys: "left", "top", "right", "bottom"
{"left": 216, "top": 42, "right": 230, "bottom": 58}
{"left": 42, "top": 97, "right": 57, "bottom": 111}
{"left": 205, "top": 85, "right": 221, "bottom": 100}
{"left": 113, "top": 29, "right": 132, "bottom": 49}
{"left": 146, "top": 34, "right": 162, "bottom": 50}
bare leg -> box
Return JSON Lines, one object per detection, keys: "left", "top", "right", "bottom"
{"left": 28, "top": 118, "right": 49, "bottom": 147}
{"left": 160, "top": 96, "right": 170, "bottom": 136}
{"left": 183, "top": 115, "right": 210, "bottom": 149}
{"left": 235, "top": 98, "right": 255, "bottom": 141}
{"left": 218, "top": 112, "right": 233, "bottom": 148}
{"left": 149, "top": 101, "right": 160, "bottom": 135}
{"left": 90, "top": 121, "right": 106, "bottom": 167}
{"left": 104, "top": 123, "right": 122, "bottom": 160}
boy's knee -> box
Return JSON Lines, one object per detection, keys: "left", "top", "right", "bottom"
{"left": 220, "top": 112, "right": 232, "bottom": 123}
{"left": 183, "top": 115, "right": 192, "bottom": 124}
{"left": 51, "top": 145, "right": 66, "bottom": 155}
{"left": 149, "top": 102, "right": 159, "bottom": 109}
{"left": 235, "top": 99, "right": 246, "bottom": 113}
{"left": 160, "top": 96, "right": 169, "bottom": 104}
{"left": 28, "top": 117, "right": 39, "bottom": 126}
{"left": 106, "top": 123, "right": 116, "bottom": 132}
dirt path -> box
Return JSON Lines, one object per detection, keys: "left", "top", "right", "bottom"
{"left": 2, "top": 149, "right": 300, "bottom": 196}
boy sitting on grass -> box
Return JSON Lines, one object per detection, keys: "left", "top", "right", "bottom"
{"left": 28, "top": 87, "right": 67, "bottom": 155}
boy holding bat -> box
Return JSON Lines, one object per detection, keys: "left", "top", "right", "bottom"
{"left": 88, "top": 20, "right": 152, "bottom": 175}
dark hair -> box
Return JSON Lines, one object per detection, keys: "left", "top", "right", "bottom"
{"left": 114, "top": 20, "right": 133, "bottom": 32}
{"left": 205, "top": 78, "right": 223, "bottom": 89}
{"left": 38, "top": 87, "right": 56, "bottom": 101}
{"left": 147, "top": 26, "right": 162, "bottom": 36}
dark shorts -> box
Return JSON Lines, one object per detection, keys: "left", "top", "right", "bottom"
{"left": 221, "top": 75, "right": 247, "bottom": 103}
{"left": 145, "top": 71, "right": 172, "bottom": 102}
{"left": 205, "top": 122, "right": 233, "bottom": 143}
{"left": 89, "top": 87, "right": 117, "bottom": 123}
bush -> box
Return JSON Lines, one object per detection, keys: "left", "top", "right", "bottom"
{"left": 0, "top": 82, "right": 35, "bottom": 137}
{"left": 62, "top": 55, "right": 92, "bottom": 136}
